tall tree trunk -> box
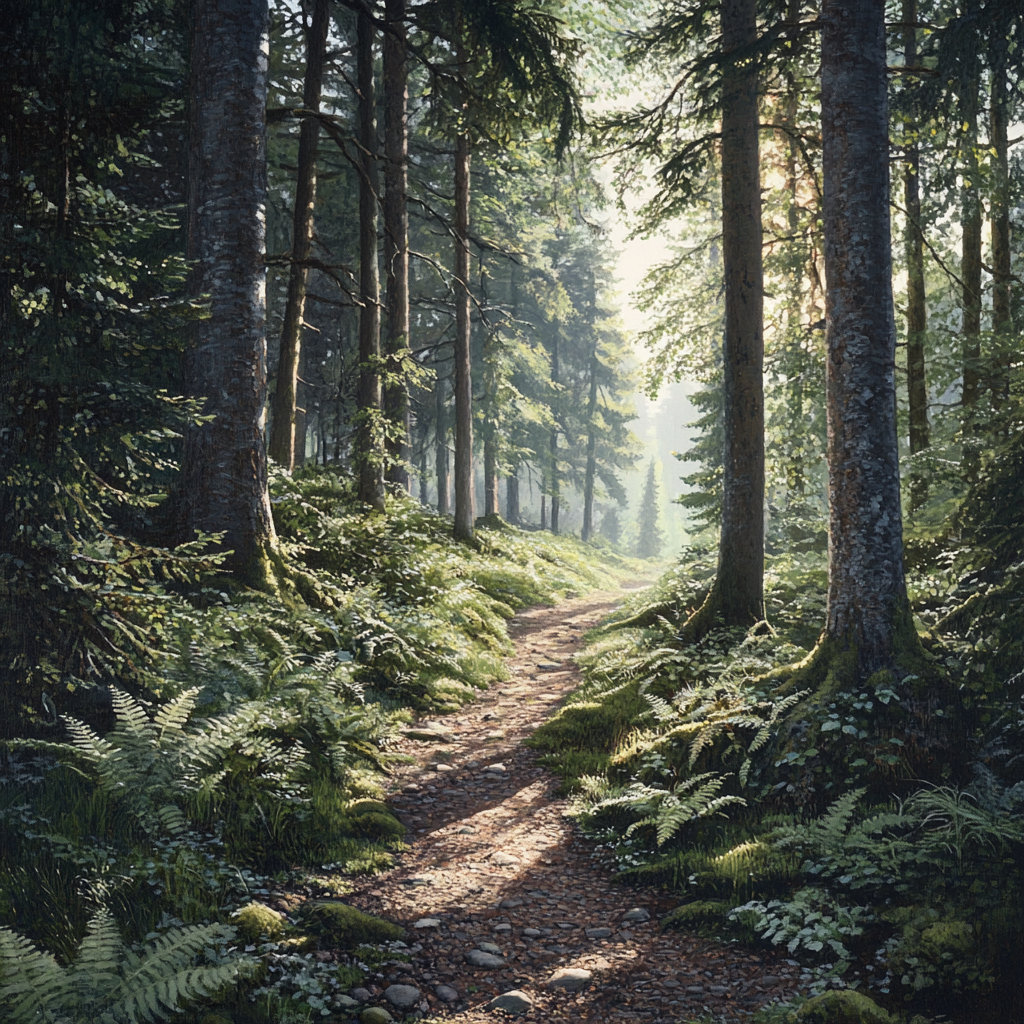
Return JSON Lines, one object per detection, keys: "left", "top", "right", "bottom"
{"left": 821, "top": 0, "right": 907, "bottom": 674}
{"left": 540, "top": 491, "right": 547, "bottom": 531}
{"left": 417, "top": 409, "right": 429, "bottom": 503}
{"left": 902, "top": 0, "right": 929, "bottom": 510}
{"left": 581, "top": 344, "right": 599, "bottom": 542}
{"left": 383, "top": 0, "right": 410, "bottom": 489}
{"left": 484, "top": 437, "right": 499, "bottom": 516}
{"left": 686, "top": 0, "right": 764, "bottom": 636}
{"left": 268, "top": 0, "right": 329, "bottom": 470}
{"left": 182, "top": 0, "right": 275, "bottom": 581}
{"left": 960, "top": 79, "right": 982, "bottom": 481}
{"left": 549, "top": 331, "right": 560, "bottom": 535}
{"left": 435, "top": 364, "right": 450, "bottom": 514}
{"left": 452, "top": 125, "right": 474, "bottom": 541}
{"left": 506, "top": 471, "right": 520, "bottom": 525}
{"left": 990, "top": 64, "right": 1012, "bottom": 407}
{"left": 356, "top": 8, "right": 385, "bottom": 510}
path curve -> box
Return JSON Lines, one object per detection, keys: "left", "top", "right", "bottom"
{"left": 346, "top": 586, "right": 802, "bottom": 1022}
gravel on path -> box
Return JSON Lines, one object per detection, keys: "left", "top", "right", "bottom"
{"left": 343, "top": 588, "right": 803, "bottom": 1023}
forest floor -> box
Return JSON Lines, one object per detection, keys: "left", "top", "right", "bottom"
{"left": 330, "top": 585, "right": 806, "bottom": 1023}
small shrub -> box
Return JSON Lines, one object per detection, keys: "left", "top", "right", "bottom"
{"left": 232, "top": 902, "right": 285, "bottom": 944}
{"left": 298, "top": 901, "right": 405, "bottom": 949}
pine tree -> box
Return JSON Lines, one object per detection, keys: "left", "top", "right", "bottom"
{"left": 635, "top": 460, "right": 664, "bottom": 559}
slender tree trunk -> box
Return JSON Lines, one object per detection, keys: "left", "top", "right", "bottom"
{"left": 902, "top": 0, "right": 929, "bottom": 510}
{"left": 549, "top": 330, "right": 560, "bottom": 535}
{"left": 182, "top": 0, "right": 275, "bottom": 581}
{"left": 268, "top": 0, "right": 328, "bottom": 470}
{"left": 687, "top": 0, "right": 764, "bottom": 634}
{"left": 483, "top": 437, "right": 499, "bottom": 516}
{"left": 417, "top": 410, "right": 429, "bottom": 503}
{"left": 452, "top": 125, "right": 474, "bottom": 540}
{"left": 821, "top": 0, "right": 907, "bottom": 674}
{"left": 435, "top": 364, "right": 450, "bottom": 514}
{"left": 540, "top": 491, "right": 547, "bottom": 531}
{"left": 581, "top": 344, "right": 599, "bottom": 542}
{"left": 356, "top": 8, "right": 384, "bottom": 510}
{"left": 990, "top": 65, "right": 1012, "bottom": 407}
{"left": 383, "top": 0, "right": 410, "bottom": 489}
{"left": 960, "top": 80, "right": 982, "bottom": 481}
{"left": 506, "top": 471, "right": 520, "bottom": 525}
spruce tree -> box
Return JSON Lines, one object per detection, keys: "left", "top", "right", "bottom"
{"left": 635, "top": 460, "right": 664, "bottom": 559}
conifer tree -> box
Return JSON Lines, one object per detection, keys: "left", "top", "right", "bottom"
{"left": 635, "top": 459, "right": 664, "bottom": 559}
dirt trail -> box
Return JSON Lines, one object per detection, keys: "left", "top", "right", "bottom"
{"left": 346, "top": 586, "right": 802, "bottom": 1022}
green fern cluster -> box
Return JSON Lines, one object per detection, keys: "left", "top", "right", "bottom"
{"left": 0, "top": 912, "right": 251, "bottom": 1023}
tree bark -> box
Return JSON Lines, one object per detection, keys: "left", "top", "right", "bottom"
{"left": 689, "top": 0, "right": 764, "bottom": 631}
{"left": 581, "top": 343, "right": 599, "bottom": 542}
{"left": 821, "top": 0, "right": 907, "bottom": 674}
{"left": 435, "top": 362, "right": 450, "bottom": 514}
{"left": 549, "top": 330, "right": 560, "bottom": 536}
{"left": 182, "top": 0, "right": 275, "bottom": 581}
{"left": 452, "top": 126, "right": 474, "bottom": 541}
{"left": 268, "top": 0, "right": 329, "bottom": 471}
{"left": 990, "top": 64, "right": 1012, "bottom": 406}
{"left": 902, "top": 0, "right": 929, "bottom": 511}
{"left": 356, "top": 7, "right": 385, "bottom": 510}
{"left": 484, "top": 437, "right": 499, "bottom": 516}
{"left": 960, "top": 78, "right": 982, "bottom": 481}
{"left": 506, "top": 471, "right": 520, "bottom": 525}
{"left": 383, "top": 0, "right": 411, "bottom": 489}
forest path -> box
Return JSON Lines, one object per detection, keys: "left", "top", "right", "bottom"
{"left": 345, "top": 585, "right": 801, "bottom": 1023}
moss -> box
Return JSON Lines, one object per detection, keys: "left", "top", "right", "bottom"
{"left": 791, "top": 991, "right": 894, "bottom": 1024}
{"left": 529, "top": 682, "right": 647, "bottom": 759}
{"left": 920, "top": 920, "right": 975, "bottom": 955}
{"left": 230, "top": 901, "right": 285, "bottom": 944}
{"left": 349, "top": 811, "right": 405, "bottom": 842}
{"left": 299, "top": 900, "right": 405, "bottom": 949}
{"left": 661, "top": 899, "right": 731, "bottom": 931}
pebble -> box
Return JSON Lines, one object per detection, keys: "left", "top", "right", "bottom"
{"left": 457, "top": 825, "right": 476, "bottom": 834}
{"left": 491, "top": 851, "right": 521, "bottom": 866}
{"left": 350, "top": 987, "right": 372, "bottom": 1003}
{"left": 360, "top": 1009, "right": 393, "bottom": 1024}
{"left": 547, "top": 967, "right": 592, "bottom": 992}
{"left": 336, "top": 995, "right": 360, "bottom": 1010}
{"left": 485, "top": 730, "right": 505, "bottom": 740}
{"left": 403, "top": 728, "right": 451, "bottom": 743}
{"left": 477, "top": 941, "right": 503, "bottom": 955}
{"left": 522, "top": 928, "right": 542, "bottom": 937}
{"left": 494, "top": 923, "right": 512, "bottom": 933}
{"left": 622, "top": 907, "right": 651, "bottom": 922}
{"left": 384, "top": 984, "right": 420, "bottom": 1010}
{"left": 435, "top": 984, "right": 460, "bottom": 1003}
{"left": 686, "top": 985, "right": 705, "bottom": 995}
{"left": 537, "top": 661, "right": 562, "bottom": 669}
{"left": 413, "top": 918, "right": 441, "bottom": 929}
{"left": 465, "top": 949, "right": 505, "bottom": 968}
{"left": 500, "top": 898, "right": 524, "bottom": 908}
{"left": 488, "top": 989, "right": 535, "bottom": 1015}
{"left": 485, "top": 763, "right": 507, "bottom": 773}
{"left": 585, "top": 927, "right": 613, "bottom": 939}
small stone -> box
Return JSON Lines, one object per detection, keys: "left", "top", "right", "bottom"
{"left": 485, "top": 730, "right": 505, "bottom": 740}
{"left": 585, "top": 927, "right": 613, "bottom": 939}
{"left": 465, "top": 759, "right": 480, "bottom": 768}
{"left": 402, "top": 783, "right": 421, "bottom": 793}
{"left": 336, "top": 995, "right": 361, "bottom": 1010}
{"left": 485, "top": 763, "right": 507, "bottom": 773}
{"left": 494, "top": 923, "right": 512, "bottom": 933}
{"left": 457, "top": 826, "right": 476, "bottom": 834}
{"left": 465, "top": 949, "right": 506, "bottom": 968}
{"left": 429, "top": 762, "right": 454, "bottom": 772}
{"left": 488, "top": 989, "right": 535, "bottom": 1015}
{"left": 413, "top": 918, "right": 441, "bottom": 929}
{"left": 709, "top": 985, "right": 729, "bottom": 996}
{"left": 500, "top": 898, "right": 524, "bottom": 908}
{"left": 384, "top": 984, "right": 421, "bottom": 1010}
{"left": 686, "top": 985, "right": 705, "bottom": 995}
{"left": 537, "top": 661, "right": 563, "bottom": 669}
{"left": 491, "top": 851, "right": 521, "bottom": 866}
{"left": 435, "top": 983, "right": 460, "bottom": 1003}
{"left": 403, "top": 728, "right": 451, "bottom": 743}
{"left": 350, "top": 987, "right": 372, "bottom": 1003}
{"left": 406, "top": 875, "right": 434, "bottom": 887}
{"left": 522, "top": 928, "right": 542, "bottom": 937}
{"left": 360, "top": 1009, "right": 394, "bottom": 1024}
{"left": 477, "top": 941, "right": 503, "bottom": 955}
{"left": 547, "top": 968, "right": 592, "bottom": 992}
{"left": 622, "top": 907, "right": 651, "bottom": 923}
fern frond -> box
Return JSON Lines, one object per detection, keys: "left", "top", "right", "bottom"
{"left": 152, "top": 688, "right": 199, "bottom": 737}
{"left": 0, "top": 926, "right": 73, "bottom": 1022}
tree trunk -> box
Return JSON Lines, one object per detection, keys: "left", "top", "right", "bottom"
{"left": 540, "top": 491, "right": 547, "bottom": 531}
{"left": 549, "top": 330, "right": 560, "bottom": 535}
{"left": 506, "top": 471, "right": 520, "bottom": 525}
{"left": 452, "top": 126, "right": 474, "bottom": 541}
{"left": 268, "top": 0, "right": 329, "bottom": 471}
{"left": 383, "top": 0, "right": 411, "bottom": 490}
{"left": 821, "top": 0, "right": 907, "bottom": 674}
{"left": 990, "top": 64, "right": 1012, "bottom": 406}
{"left": 960, "top": 79, "right": 982, "bottom": 481}
{"left": 901, "top": 0, "right": 929, "bottom": 511}
{"left": 356, "top": 8, "right": 385, "bottom": 510}
{"left": 688, "top": 0, "right": 764, "bottom": 634}
{"left": 581, "top": 344, "right": 599, "bottom": 542}
{"left": 182, "top": 0, "right": 275, "bottom": 581}
{"left": 484, "top": 437, "right": 499, "bottom": 516}
{"left": 435, "top": 364, "right": 450, "bottom": 514}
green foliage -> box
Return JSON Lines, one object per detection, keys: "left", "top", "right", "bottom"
{"left": 297, "top": 902, "right": 404, "bottom": 950}
{"left": 790, "top": 990, "right": 895, "bottom": 1024}
{"left": 231, "top": 903, "right": 286, "bottom": 945}
{"left": 0, "top": 912, "right": 252, "bottom": 1024}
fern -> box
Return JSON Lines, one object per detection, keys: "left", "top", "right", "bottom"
{"left": 0, "top": 912, "right": 251, "bottom": 1024}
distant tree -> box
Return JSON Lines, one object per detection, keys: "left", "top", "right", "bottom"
{"left": 600, "top": 506, "right": 623, "bottom": 545}
{"left": 635, "top": 460, "right": 664, "bottom": 558}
